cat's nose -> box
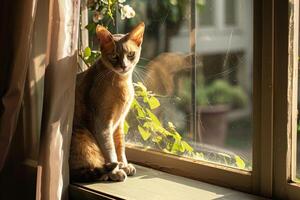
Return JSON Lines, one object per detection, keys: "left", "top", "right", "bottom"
{"left": 121, "top": 65, "right": 127, "bottom": 71}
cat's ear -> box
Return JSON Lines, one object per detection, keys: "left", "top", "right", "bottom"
{"left": 128, "top": 22, "right": 145, "bottom": 47}
{"left": 96, "top": 25, "right": 115, "bottom": 53}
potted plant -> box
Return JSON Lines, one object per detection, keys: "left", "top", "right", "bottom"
{"left": 197, "top": 79, "right": 247, "bottom": 146}
{"left": 179, "top": 77, "right": 247, "bottom": 147}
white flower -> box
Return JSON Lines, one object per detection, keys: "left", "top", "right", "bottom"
{"left": 120, "top": 5, "right": 135, "bottom": 20}
{"left": 170, "top": 0, "right": 178, "bottom": 5}
{"left": 101, "top": 0, "right": 108, "bottom": 4}
{"left": 93, "top": 11, "right": 104, "bottom": 23}
{"left": 95, "top": 3, "right": 99, "bottom": 10}
{"left": 118, "top": 0, "right": 126, "bottom": 3}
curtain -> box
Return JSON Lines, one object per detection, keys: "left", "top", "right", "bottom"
{"left": 0, "top": 0, "right": 80, "bottom": 199}
{"left": 37, "top": 0, "right": 80, "bottom": 199}
{"left": 0, "top": 0, "right": 38, "bottom": 173}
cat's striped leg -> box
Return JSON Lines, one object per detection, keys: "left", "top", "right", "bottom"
{"left": 114, "top": 124, "right": 136, "bottom": 176}
{"left": 94, "top": 122, "right": 127, "bottom": 181}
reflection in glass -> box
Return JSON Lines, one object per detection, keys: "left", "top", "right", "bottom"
{"left": 114, "top": 0, "right": 254, "bottom": 170}
{"left": 225, "top": 0, "right": 237, "bottom": 26}
{"left": 199, "top": 0, "right": 215, "bottom": 26}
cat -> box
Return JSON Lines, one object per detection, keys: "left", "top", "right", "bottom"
{"left": 69, "top": 22, "right": 145, "bottom": 182}
{"left": 144, "top": 52, "right": 198, "bottom": 96}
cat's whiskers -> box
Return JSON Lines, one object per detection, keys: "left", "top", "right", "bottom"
{"left": 133, "top": 70, "right": 146, "bottom": 85}
{"left": 135, "top": 67, "right": 155, "bottom": 83}
{"left": 139, "top": 57, "right": 151, "bottom": 62}
{"left": 136, "top": 64, "right": 156, "bottom": 75}
{"left": 135, "top": 64, "right": 155, "bottom": 72}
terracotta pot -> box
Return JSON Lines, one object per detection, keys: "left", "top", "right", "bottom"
{"left": 197, "top": 105, "right": 230, "bottom": 147}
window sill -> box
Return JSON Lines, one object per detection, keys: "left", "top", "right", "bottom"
{"left": 69, "top": 165, "right": 268, "bottom": 200}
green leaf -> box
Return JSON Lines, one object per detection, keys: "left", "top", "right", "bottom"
{"left": 235, "top": 156, "right": 246, "bottom": 169}
{"left": 136, "top": 106, "right": 146, "bottom": 118}
{"left": 152, "top": 136, "right": 162, "bottom": 143}
{"left": 168, "top": 122, "right": 176, "bottom": 129}
{"left": 148, "top": 96, "right": 160, "bottom": 109}
{"left": 196, "top": 152, "right": 204, "bottom": 159}
{"left": 138, "top": 125, "right": 151, "bottom": 141}
{"left": 171, "top": 140, "right": 185, "bottom": 153}
{"left": 124, "top": 120, "right": 129, "bottom": 135}
{"left": 84, "top": 47, "right": 91, "bottom": 59}
{"left": 179, "top": 142, "right": 185, "bottom": 153}
{"left": 181, "top": 141, "right": 193, "bottom": 153}
{"left": 136, "top": 82, "right": 147, "bottom": 92}
{"left": 130, "top": 98, "right": 137, "bottom": 109}
{"left": 136, "top": 90, "right": 147, "bottom": 98}
{"left": 132, "top": 99, "right": 146, "bottom": 117}
{"left": 167, "top": 122, "right": 182, "bottom": 140}
{"left": 135, "top": 82, "right": 148, "bottom": 98}
{"left": 146, "top": 108, "right": 161, "bottom": 126}
{"left": 171, "top": 140, "right": 180, "bottom": 153}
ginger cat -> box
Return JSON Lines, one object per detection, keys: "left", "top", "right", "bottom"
{"left": 69, "top": 22, "right": 145, "bottom": 182}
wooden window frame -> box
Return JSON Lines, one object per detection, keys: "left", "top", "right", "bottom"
{"left": 125, "top": 0, "right": 300, "bottom": 199}
{"left": 273, "top": 0, "right": 300, "bottom": 199}
{"left": 77, "top": 0, "right": 300, "bottom": 198}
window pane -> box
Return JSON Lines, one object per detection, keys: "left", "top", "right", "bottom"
{"left": 225, "top": 0, "right": 237, "bottom": 26}
{"left": 198, "top": 0, "right": 215, "bottom": 26}
{"left": 118, "top": 0, "right": 253, "bottom": 170}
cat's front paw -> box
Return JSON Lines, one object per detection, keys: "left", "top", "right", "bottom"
{"left": 119, "top": 163, "right": 136, "bottom": 176}
{"left": 100, "top": 169, "right": 127, "bottom": 182}
{"left": 101, "top": 162, "right": 127, "bottom": 182}
{"left": 109, "top": 168, "right": 127, "bottom": 181}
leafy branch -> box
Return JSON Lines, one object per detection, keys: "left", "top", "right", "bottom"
{"left": 125, "top": 82, "right": 194, "bottom": 155}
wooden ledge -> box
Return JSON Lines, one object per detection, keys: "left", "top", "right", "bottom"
{"left": 70, "top": 165, "right": 268, "bottom": 200}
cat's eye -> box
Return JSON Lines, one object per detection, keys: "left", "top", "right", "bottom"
{"left": 111, "top": 54, "right": 117, "bottom": 59}
{"left": 109, "top": 53, "right": 118, "bottom": 62}
{"left": 127, "top": 51, "right": 135, "bottom": 60}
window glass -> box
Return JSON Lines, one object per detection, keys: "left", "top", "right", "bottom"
{"left": 198, "top": 0, "right": 215, "bottom": 26}
{"left": 118, "top": 0, "right": 253, "bottom": 170}
{"left": 79, "top": 0, "right": 253, "bottom": 171}
{"left": 225, "top": 0, "right": 237, "bottom": 26}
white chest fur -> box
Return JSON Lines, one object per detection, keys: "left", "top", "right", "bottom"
{"left": 111, "top": 81, "right": 134, "bottom": 133}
